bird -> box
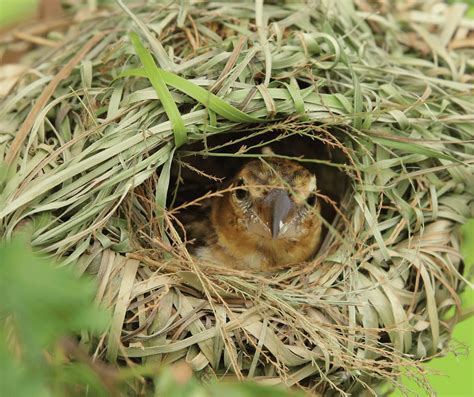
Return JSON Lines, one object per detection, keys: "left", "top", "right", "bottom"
{"left": 184, "top": 157, "right": 323, "bottom": 271}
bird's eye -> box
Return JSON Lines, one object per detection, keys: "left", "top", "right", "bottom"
{"left": 306, "top": 193, "right": 317, "bottom": 206}
{"left": 234, "top": 178, "right": 249, "bottom": 201}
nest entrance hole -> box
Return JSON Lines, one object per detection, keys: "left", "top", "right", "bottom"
{"left": 167, "top": 122, "right": 352, "bottom": 254}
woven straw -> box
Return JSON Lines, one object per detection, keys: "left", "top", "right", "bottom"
{"left": 1, "top": 1, "right": 473, "bottom": 395}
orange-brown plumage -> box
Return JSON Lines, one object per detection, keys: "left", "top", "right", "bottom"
{"left": 191, "top": 158, "right": 322, "bottom": 271}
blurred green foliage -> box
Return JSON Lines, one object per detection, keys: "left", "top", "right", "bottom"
{"left": 0, "top": 237, "right": 110, "bottom": 396}
{"left": 461, "top": 219, "right": 474, "bottom": 269}
{"left": 0, "top": 0, "right": 37, "bottom": 26}
{"left": 447, "top": 0, "right": 474, "bottom": 18}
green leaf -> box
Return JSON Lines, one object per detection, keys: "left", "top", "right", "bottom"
{"left": 129, "top": 32, "right": 187, "bottom": 148}
{"left": 0, "top": 237, "right": 110, "bottom": 397}
{"left": 119, "top": 67, "right": 261, "bottom": 123}
{"left": 0, "top": 238, "right": 109, "bottom": 348}
{"left": 467, "top": 6, "right": 474, "bottom": 19}
{"left": 461, "top": 219, "right": 474, "bottom": 267}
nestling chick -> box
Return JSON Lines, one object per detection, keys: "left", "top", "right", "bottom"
{"left": 193, "top": 158, "right": 322, "bottom": 271}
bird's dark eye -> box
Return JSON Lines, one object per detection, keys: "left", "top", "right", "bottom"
{"left": 306, "top": 193, "right": 317, "bottom": 206}
{"left": 234, "top": 178, "right": 249, "bottom": 201}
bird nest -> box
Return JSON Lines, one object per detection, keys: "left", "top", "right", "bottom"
{"left": 1, "top": 1, "right": 473, "bottom": 395}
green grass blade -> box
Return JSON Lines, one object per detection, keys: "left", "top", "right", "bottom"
{"left": 129, "top": 32, "right": 187, "bottom": 148}
{"left": 119, "top": 67, "right": 262, "bottom": 123}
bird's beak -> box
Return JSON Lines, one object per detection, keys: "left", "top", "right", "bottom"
{"left": 263, "top": 189, "right": 294, "bottom": 239}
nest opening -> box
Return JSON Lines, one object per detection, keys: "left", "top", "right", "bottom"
{"left": 124, "top": 121, "right": 352, "bottom": 272}
{"left": 178, "top": 124, "right": 348, "bottom": 243}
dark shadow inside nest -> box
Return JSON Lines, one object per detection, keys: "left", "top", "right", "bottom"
{"left": 166, "top": 124, "right": 352, "bottom": 262}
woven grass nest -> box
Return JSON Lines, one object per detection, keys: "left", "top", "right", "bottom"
{"left": 1, "top": 0, "right": 473, "bottom": 395}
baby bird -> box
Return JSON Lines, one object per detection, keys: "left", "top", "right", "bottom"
{"left": 191, "top": 158, "right": 322, "bottom": 271}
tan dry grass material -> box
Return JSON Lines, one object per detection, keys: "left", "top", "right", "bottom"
{"left": 4, "top": 31, "right": 108, "bottom": 165}
{"left": 0, "top": 0, "right": 473, "bottom": 395}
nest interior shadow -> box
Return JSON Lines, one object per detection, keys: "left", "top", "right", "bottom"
{"left": 169, "top": 122, "right": 350, "bottom": 250}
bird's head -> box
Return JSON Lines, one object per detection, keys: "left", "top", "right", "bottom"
{"left": 221, "top": 158, "right": 319, "bottom": 240}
